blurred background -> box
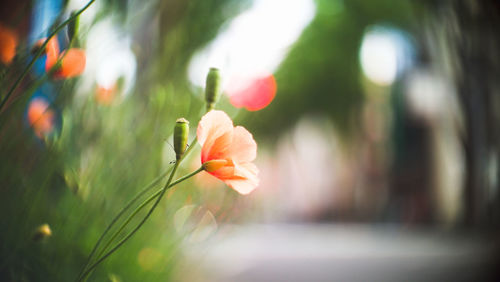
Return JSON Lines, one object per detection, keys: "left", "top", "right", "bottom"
{"left": 1, "top": 0, "right": 500, "bottom": 281}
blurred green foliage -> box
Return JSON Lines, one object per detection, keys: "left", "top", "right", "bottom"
{"left": 245, "top": 0, "right": 415, "bottom": 141}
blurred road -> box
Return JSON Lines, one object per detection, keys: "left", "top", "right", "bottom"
{"left": 184, "top": 224, "right": 499, "bottom": 282}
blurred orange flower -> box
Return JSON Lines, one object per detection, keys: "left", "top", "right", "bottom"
{"left": 41, "top": 37, "right": 86, "bottom": 79}
{"left": 95, "top": 84, "right": 116, "bottom": 105}
{"left": 44, "top": 37, "right": 60, "bottom": 70}
{"left": 27, "top": 98, "right": 54, "bottom": 138}
{"left": 54, "top": 49, "right": 86, "bottom": 78}
{"left": 197, "top": 110, "right": 259, "bottom": 194}
{"left": 229, "top": 74, "right": 277, "bottom": 111}
{"left": 0, "top": 24, "right": 18, "bottom": 65}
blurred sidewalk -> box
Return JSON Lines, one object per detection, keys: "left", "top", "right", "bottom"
{"left": 184, "top": 224, "right": 499, "bottom": 282}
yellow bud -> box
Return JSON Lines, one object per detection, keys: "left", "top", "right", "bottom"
{"left": 174, "top": 118, "right": 189, "bottom": 160}
{"left": 202, "top": 159, "right": 228, "bottom": 172}
{"left": 205, "top": 68, "right": 221, "bottom": 111}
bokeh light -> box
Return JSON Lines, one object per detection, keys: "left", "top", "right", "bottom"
{"left": 359, "top": 26, "right": 414, "bottom": 86}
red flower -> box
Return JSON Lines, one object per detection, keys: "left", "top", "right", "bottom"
{"left": 229, "top": 74, "right": 277, "bottom": 111}
{"left": 197, "top": 110, "right": 259, "bottom": 194}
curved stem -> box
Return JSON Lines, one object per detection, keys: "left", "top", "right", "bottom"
{"left": 76, "top": 169, "right": 169, "bottom": 280}
{"left": 0, "top": 0, "right": 95, "bottom": 114}
{"left": 77, "top": 162, "right": 201, "bottom": 281}
{"left": 77, "top": 162, "right": 180, "bottom": 281}
{"left": 93, "top": 167, "right": 203, "bottom": 268}
{"left": 77, "top": 139, "right": 199, "bottom": 279}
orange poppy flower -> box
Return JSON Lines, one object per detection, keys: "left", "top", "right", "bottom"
{"left": 197, "top": 110, "right": 259, "bottom": 194}
{"left": 40, "top": 37, "right": 86, "bottom": 79}
{"left": 0, "top": 24, "right": 18, "bottom": 65}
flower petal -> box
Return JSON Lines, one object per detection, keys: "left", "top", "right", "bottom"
{"left": 233, "top": 162, "right": 259, "bottom": 182}
{"left": 207, "top": 166, "right": 234, "bottom": 180}
{"left": 202, "top": 131, "right": 232, "bottom": 162}
{"left": 225, "top": 179, "right": 258, "bottom": 195}
{"left": 197, "top": 110, "right": 233, "bottom": 162}
{"left": 45, "top": 37, "right": 60, "bottom": 71}
{"left": 56, "top": 49, "right": 86, "bottom": 78}
{"left": 225, "top": 179, "right": 256, "bottom": 195}
{"left": 0, "top": 25, "right": 17, "bottom": 65}
{"left": 230, "top": 126, "right": 257, "bottom": 163}
{"left": 225, "top": 163, "right": 259, "bottom": 195}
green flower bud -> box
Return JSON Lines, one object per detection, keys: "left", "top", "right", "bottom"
{"left": 68, "top": 11, "right": 79, "bottom": 43}
{"left": 205, "top": 68, "right": 221, "bottom": 111}
{"left": 174, "top": 118, "right": 189, "bottom": 160}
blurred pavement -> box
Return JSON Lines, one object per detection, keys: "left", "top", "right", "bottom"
{"left": 185, "top": 224, "right": 499, "bottom": 282}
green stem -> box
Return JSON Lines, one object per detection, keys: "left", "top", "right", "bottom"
{"left": 77, "top": 162, "right": 180, "bottom": 281}
{"left": 77, "top": 139, "right": 199, "bottom": 279}
{"left": 77, "top": 162, "right": 201, "bottom": 281}
{"left": 76, "top": 170, "right": 169, "bottom": 280}
{"left": 78, "top": 113, "right": 202, "bottom": 280}
{"left": 93, "top": 167, "right": 203, "bottom": 268}
{"left": 0, "top": 0, "right": 95, "bottom": 114}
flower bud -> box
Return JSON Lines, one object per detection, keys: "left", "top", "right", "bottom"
{"left": 202, "top": 159, "right": 228, "bottom": 172}
{"left": 174, "top": 118, "right": 189, "bottom": 160}
{"left": 32, "top": 223, "right": 52, "bottom": 242}
{"left": 205, "top": 68, "right": 221, "bottom": 111}
{"left": 68, "top": 11, "right": 79, "bottom": 43}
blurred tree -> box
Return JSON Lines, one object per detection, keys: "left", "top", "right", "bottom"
{"left": 424, "top": 0, "right": 500, "bottom": 227}
{"left": 245, "top": 0, "right": 415, "bottom": 141}
{"left": 153, "top": 0, "right": 249, "bottom": 88}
